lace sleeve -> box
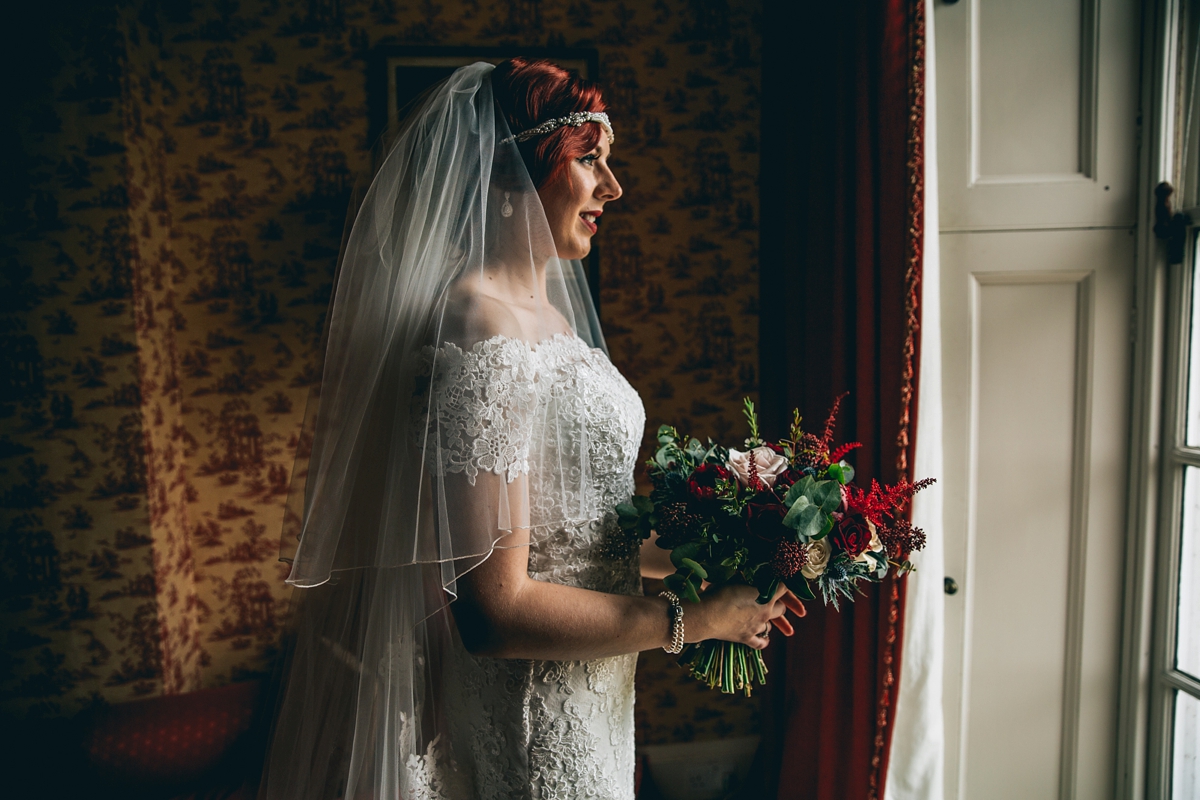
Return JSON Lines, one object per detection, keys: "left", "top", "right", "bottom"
{"left": 425, "top": 336, "right": 540, "bottom": 485}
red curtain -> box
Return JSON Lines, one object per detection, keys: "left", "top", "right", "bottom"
{"left": 757, "top": 0, "right": 925, "bottom": 798}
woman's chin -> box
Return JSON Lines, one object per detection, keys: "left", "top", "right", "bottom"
{"left": 556, "top": 241, "right": 591, "bottom": 260}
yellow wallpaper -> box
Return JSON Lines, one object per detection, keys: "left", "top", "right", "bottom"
{"left": 3, "top": 0, "right": 762, "bottom": 746}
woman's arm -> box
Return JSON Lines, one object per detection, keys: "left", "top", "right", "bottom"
{"left": 452, "top": 525, "right": 795, "bottom": 661}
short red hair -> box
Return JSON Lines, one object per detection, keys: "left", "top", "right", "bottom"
{"left": 492, "top": 58, "right": 607, "bottom": 189}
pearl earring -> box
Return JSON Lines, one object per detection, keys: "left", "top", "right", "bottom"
{"left": 501, "top": 192, "right": 513, "bottom": 218}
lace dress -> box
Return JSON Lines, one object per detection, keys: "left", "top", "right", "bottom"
{"left": 421, "top": 333, "right": 646, "bottom": 800}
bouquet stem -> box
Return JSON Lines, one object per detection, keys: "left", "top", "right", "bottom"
{"left": 679, "top": 641, "right": 769, "bottom": 697}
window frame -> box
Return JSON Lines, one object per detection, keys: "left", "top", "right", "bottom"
{"left": 1126, "top": 1, "right": 1200, "bottom": 797}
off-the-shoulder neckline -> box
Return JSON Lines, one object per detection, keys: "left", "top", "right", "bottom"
{"left": 438, "top": 331, "right": 595, "bottom": 354}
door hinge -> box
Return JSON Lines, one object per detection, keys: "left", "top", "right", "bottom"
{"left": 1154, "top": 181, "right": 1191, "bottom": 265}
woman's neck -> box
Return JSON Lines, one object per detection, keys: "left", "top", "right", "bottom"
{"left": 479, "top": 259, "right": 551, "bottom": 308}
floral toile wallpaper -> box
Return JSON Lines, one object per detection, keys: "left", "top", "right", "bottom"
{"left": 2, "top": 0, "right": 761, "bottom": 747}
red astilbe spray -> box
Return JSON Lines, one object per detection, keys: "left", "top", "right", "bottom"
{"left": 828, "top": 441, "right": 863, "bottom": 465}
{"left": 795, "top": 393, "right": 854, "bottom": 470}
{"left": 846, "top": 477, "right": 936, "bottom": 558}
{"left": 747, "top": 456, "right": 763, "bottom": 493}
{"left": 819, "top": 392, "right": 848, "bottom": 455}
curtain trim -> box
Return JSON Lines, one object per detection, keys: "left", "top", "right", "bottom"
{"left": 895, "top": 0, "right": 926, "bottom": 479}
{"left": 871, "top": 0, "right": 926, "bottom": 795}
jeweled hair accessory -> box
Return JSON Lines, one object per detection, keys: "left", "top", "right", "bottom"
{"left": 501, "top": 111, "right": 615, "bottom": 146}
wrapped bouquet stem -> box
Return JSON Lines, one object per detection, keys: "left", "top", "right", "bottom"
{"left": 618, "top": 397, "right": 933, "bottom": 696}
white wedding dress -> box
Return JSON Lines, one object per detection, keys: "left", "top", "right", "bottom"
{"left": 415, "top": 332, "right": 646, "bottom": 800}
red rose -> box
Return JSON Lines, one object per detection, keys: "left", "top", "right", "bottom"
{"left": 687, "top": 463, "right": 732, "bottom": 502}
{"left": 746, "top": 492, "right": 787, "bottom": 542}
{"left": 830, "top": 514, "right": 873, "bottom": 558}
{"left": 775, "top": 468, "right": 803, "bottom": 490}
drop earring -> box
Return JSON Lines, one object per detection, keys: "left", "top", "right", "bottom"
{"left": 501, "top": 192, "right": 513, "bottom": 218}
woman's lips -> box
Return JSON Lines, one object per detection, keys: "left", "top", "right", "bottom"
{"left": 579, "top": 211, "right": 600, "bottom": 234}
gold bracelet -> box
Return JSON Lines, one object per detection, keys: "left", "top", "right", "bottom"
{"left": 658, "top": 590, "right": 685, "bottom": 654}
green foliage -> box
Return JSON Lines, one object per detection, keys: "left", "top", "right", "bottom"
{"left": 827, "top": 460, "right": 856, "bottom": 485}
{"left": 781, "top": 475, "right": 842, "bottom": 542}
{"left": 789, "top": 408, "right": 804, "bottom": 446}
{"left": 786, "top": 575, "right": 816, "bottom": 601}
{"left": 743, "top": 397, "right": 760, "bottom": 446}
{"left": 616, "top": 495, "right": 657, "bottom": 540}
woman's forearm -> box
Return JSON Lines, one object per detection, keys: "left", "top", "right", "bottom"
{"left": 453, "top": 576, "right": 702, "bottom": 661}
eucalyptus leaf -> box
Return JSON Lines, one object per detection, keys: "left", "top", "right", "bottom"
{"left": 838, "top": 461, "right": 855, "bottom": 484}
{"left": 632, "top": 495, "right": 655, "bottom": 514}
{"left": 679, "top": 558, "right": 708, "bottom": 581}
{"left": 663, "top": 573, "right": 685, "bottom": 594}
{"left": 756, "top": 577, "right": 779, "bottom": 605}
{"left": 637, "top": 518, "right": 654, "bottom": 538}
{"left": 781, "top": 495, "right": 811, "bottom": 527}
{"left": 783, "top": 502, "right": 826, "bottom": 541}
{"left": 827, "top": 463, "right": 845, "bottom": 484}
{"left": 707, "top": 564, "right": 736, "bottom": 584}
{"left": 670, "top": 541, "right": 704, "bottom": 568}
{"left": 783, "top": 475, "right": 817, "bottom": 507}
{"left": 812, "top": 513, "right": 835, "bottom": 540}
{"left": 812, "top": 480, "right": 843, "bottom": 513}
{"left": 787, "top": 576, "right": 816, "bottom": 601}
{"left": 681, "top": 580, "right": 702, "bottom": 604}
{"left": 615, "top": 502, "right": 639, "bottom": 520}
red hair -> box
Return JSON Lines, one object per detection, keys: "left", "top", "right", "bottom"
{"left": 492, "top": 58, "right": 607, "bottom": 189}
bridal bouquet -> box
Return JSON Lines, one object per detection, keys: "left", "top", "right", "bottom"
{"left": 617, "top": 397, "right": 933, "bottom": 696}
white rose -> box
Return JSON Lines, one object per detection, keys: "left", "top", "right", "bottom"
{"left": 854, "top": 520, "right": 884, "bottom": 564}
{"left": 800, "top": 537, "right": 831, "bottom": 579}
{"left": 726, "top": 446, "right": 789, "bottom": 489}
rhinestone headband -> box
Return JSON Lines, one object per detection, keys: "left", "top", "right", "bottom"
{"left": 500, "top": 111, "right": 615, "bottom": 146}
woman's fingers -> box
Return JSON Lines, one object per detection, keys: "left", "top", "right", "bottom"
{"left": 781, "top": 591, "right": 807, "bottom": 618}
{"left": 770, "top": 615, "right": 794, "bottom": 636}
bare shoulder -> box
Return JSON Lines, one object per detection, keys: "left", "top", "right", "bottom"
{"left": 438, "top": 279, "right": 526, "bottom": 347}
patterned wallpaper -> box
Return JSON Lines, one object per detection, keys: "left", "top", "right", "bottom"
{"left": 2, "top": 0, "right": 762, "bottom": 747}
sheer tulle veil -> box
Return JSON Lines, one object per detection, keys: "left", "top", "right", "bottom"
{"left": 259, "top": 62, "right": 607, "bottom": 799}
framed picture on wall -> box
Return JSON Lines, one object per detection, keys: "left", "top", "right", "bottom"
{"left": 367, "top": 46, "right": 602, "bottom": 313}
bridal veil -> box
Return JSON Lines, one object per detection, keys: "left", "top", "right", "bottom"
{"left": 259, "top": 62, "right": 608, "bottom": 799}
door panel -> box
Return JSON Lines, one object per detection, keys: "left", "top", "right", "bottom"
{"left": 937, "top": 0, "right": 1139, "bottom": 231}
{"left": 967, "top": 276, "right": 1082, "bottom": 799}
{"left": 940, "top": 230, "right": 1132, "bottom": 799}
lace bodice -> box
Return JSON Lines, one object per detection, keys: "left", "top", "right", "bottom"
{"left": 419, "top": 333, "right": 646, "bottom": 799}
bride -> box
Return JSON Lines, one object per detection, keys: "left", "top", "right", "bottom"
{"left": 259, "top": 58, "right": 804, "bottom": 800}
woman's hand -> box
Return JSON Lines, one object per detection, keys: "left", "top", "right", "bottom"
{"left": 687, "top": 583, "right": 807, "bottom": 650}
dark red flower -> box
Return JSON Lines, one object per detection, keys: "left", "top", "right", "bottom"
{"left": 775, "top": 468, "right": 803, "bottom": 491}
{"left": 656, "top": 502, "right": 703, "bottom": 549}
{"left": 771, "top": 540, "right": 809, "bottom": 579}
{"left": 687, "top": 463, "right": 732, "bottom": 502}
{"left": 830, "top": 514, "right": 873, "bottom": 558}
{"left": 746, "top": 492, "right": 787, "bottom": 542}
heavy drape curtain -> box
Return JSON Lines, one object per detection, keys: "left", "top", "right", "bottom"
{"left": 758, "top": 0, "right": 927, "bottom": 798}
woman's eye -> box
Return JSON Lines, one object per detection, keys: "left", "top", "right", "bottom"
{"left": 578, "top": 154, "right": 598, "bottom": 166}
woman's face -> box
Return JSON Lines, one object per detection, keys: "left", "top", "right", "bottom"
{"left": 537, "top": 135, "right": 623, "bottom": 260}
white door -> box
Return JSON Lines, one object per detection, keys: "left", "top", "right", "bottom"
{"left": 935, "top": 1, "right": 1140, "bottom": 798}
